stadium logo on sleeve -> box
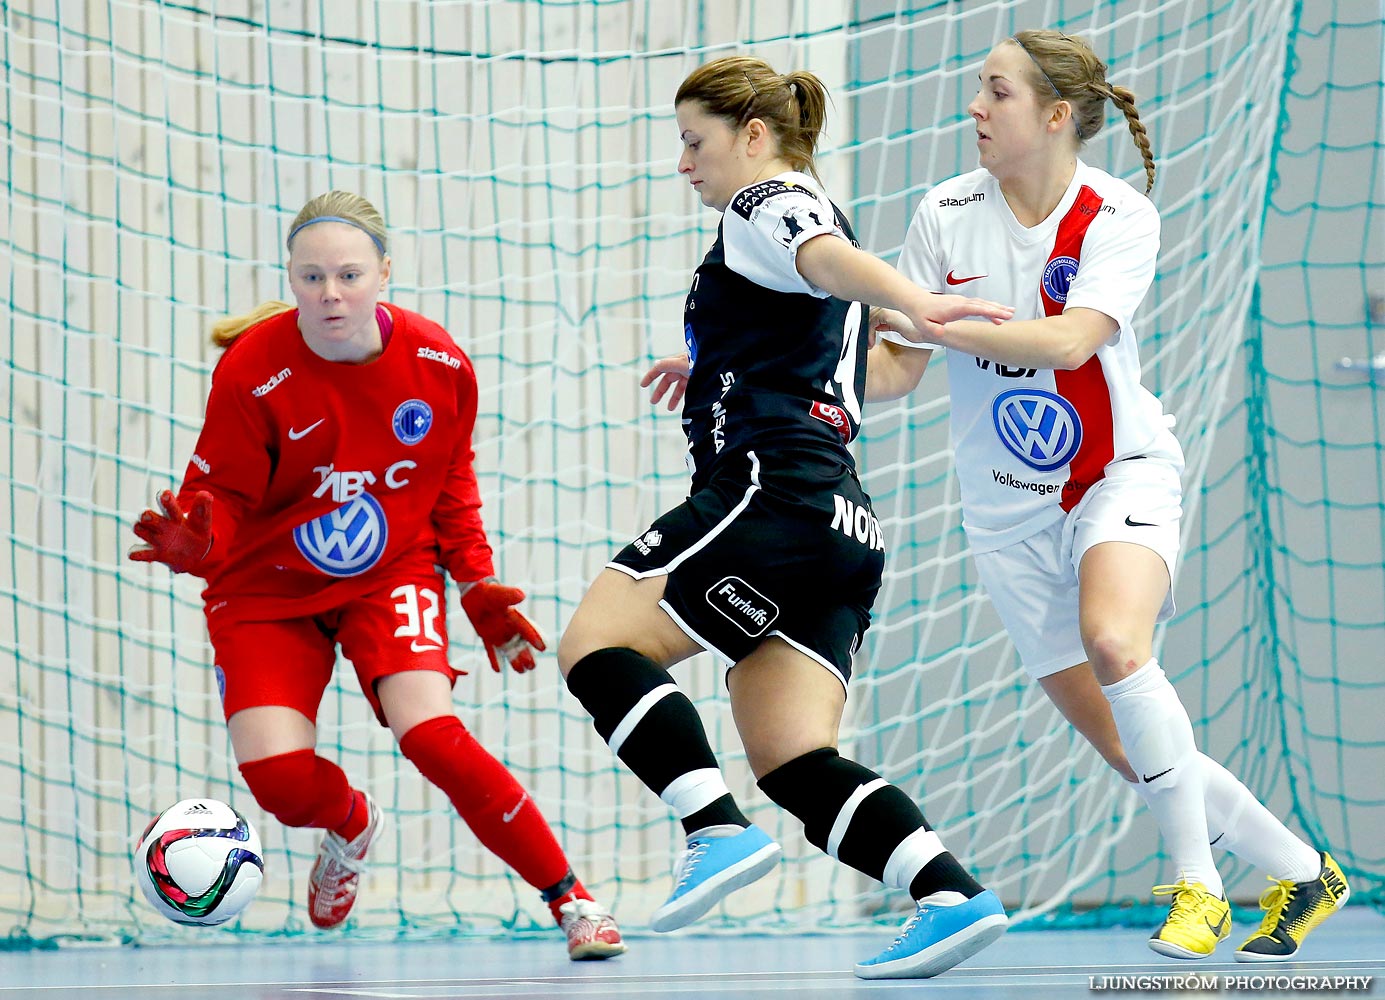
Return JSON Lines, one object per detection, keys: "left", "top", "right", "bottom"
{"left": 1041, "top": 256, "right": 1079, "bottom": 303}
{"left": 293, "top": 492, "right": 389, "bottom": 576}
{"left": 992, "top": 388, "right": 1082, "bottom": 471}
{"left": 392, "top": 399, "right": 433, "bottom": 445}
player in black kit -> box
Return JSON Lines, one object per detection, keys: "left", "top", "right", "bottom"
{"left": 557, "top": 55, "right": 1013, "bottom": 980}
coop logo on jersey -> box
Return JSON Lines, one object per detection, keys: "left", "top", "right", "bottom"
{"left": 992, "top": 388, "right": 1082, "bottom": 471}
{"left": 392, "top": 399, "right": 432, "bottom": 445}
{"left": 1042, "top": 256, "right": 1079, "bottom": 304}
{"left": 293, "top": 492, "right": 389, "bottom": 577}
{"left": 810, "top": 401, "right": 852, "bottom": 443}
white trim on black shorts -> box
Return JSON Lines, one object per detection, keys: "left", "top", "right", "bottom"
{"left": 605, "top": 451, "right": 763, "bottom": 580}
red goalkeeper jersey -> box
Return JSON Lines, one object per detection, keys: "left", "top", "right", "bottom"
{"left": 176, "top": 304, "right": 496, "bottom": 624}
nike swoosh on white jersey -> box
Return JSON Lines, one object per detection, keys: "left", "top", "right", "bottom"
{"left": 287, "top": 419, "right": 325, "bottom": 440}
{"left": 409, "top": 640, "right": 443, "bottom": 653}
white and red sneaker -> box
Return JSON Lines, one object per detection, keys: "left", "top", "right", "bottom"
{"left": 559, "top": 898, "right": 627, "bottom": 960}
{"left": 307, "top": 793, "right": 381, "bottom": 929}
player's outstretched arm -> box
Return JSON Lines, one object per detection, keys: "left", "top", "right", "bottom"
{"left": 460, "top": 578, "right": 547, "bottom": 673}
{"left": 795, "top": 233, "right": 1013, "bottom": 339}
{"left": 128, "top": 489, "right": 214, "bottom": 574}
{"left": 938, "top": 307, "right": 1119, "bottom": 371}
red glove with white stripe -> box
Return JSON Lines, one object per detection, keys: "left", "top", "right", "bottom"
{"left": 460, "top": 578, "right": 546, "bottom": 673}
{"left": 129, "top": 490, "right": 214, "bottom": 574}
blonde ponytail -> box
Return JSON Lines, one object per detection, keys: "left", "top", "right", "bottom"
{"left": 210, "top": 300, "right": 293, "bottom": 348}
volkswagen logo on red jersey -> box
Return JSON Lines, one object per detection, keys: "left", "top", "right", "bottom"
{"left": 293, "top": 492, "right": 389, "bottom": 577}
{"left": 392, "top": 399, "right": 433, "bottom": 445}
{"left": 1041, "top": 255, "right": 1079, "bottom": 304}
{"left": 992, "top": 388, "right": 1082, "bottom": 471}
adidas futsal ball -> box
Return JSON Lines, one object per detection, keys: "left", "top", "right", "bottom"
{"left": 134, "top": 798, "right": 264, "bottom": 926}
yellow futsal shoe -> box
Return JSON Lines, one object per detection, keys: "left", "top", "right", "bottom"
{"left": 1235, "top": 851, "right": 1350, "bottom": 962}
{"left": 1148, "top": 881, "right": 1231, "bottom": 960}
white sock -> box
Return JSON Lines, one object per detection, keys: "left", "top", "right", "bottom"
{"left": 1197, "top": 754, "right": 1320, "bottom": 882}
{"left": 1103, "top": 659, "right": 1222, "bottom": 896}
{"left": 916, "top": 890, "right": 967, "bottom": 907}
{"left": 686, "top": 823, "right": 743, "bottom": 841}
{"left": 660, "top": 767, "right": 730, "bottom": 818}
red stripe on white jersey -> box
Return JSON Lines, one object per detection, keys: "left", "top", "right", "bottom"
{"left": 1047, "top": 186, "right": 1115, "bottom": 512}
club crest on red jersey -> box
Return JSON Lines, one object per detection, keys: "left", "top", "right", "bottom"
{"left": 392, "top": 399, "right": 432, "bottom": 445}
{"left": 293, "top": 493, "right": 390, "bottom": 576}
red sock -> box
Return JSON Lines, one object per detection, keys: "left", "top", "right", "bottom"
{"left": 239, "top": 749, "right": 362, "bottom": 835}
{"left": 334, "top": 790, "right": 370, "bottom": 841}
{"left": 399, "top": 716, "right": 571, "bottom": 894}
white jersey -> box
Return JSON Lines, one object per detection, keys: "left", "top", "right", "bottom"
{"left": 884, "top": 161, "right": 1182, "bottom": 552}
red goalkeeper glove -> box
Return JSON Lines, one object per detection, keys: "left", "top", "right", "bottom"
{"left": 460, "top": 578, "right": 546, "bottom": 673}
{"left": 129, "top": 490, "right": 214, "bottom": 574}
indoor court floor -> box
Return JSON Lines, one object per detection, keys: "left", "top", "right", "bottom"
{"left": 4, "top": 908, "right": 1382, "bottom": 999}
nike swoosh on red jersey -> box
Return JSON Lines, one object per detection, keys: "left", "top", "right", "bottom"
{"left": 287, "top": 418, "right": 325, "bottom": 440}
{"left": 945, "top": 269, "right": 987, "bottom": 285}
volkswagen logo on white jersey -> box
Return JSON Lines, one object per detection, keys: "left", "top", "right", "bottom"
{"left": 293, "top": 492, "right": 389, "bottom": 577}
{"left": 992, "top": 388, "right": 1082, "bottom": 471}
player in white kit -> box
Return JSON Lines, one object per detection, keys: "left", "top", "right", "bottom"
{"left": 868, "top": 29, "right": 1349, "bottom": 962}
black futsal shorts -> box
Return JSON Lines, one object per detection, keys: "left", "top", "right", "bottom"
{"left": 608, "top": 446, "right": 885, "bottom": 687}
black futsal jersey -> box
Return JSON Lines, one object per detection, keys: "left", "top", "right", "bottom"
{"left": 680, "top": 170, "right": 870, "bottom": 490}
{"left": 610, "top": 171, "right": 884, "bottom": 683}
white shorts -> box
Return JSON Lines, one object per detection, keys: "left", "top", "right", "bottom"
{"left": 971, "top": 458, "right": 1183, "bottom": 680}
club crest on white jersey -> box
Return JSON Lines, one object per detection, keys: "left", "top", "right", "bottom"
{"left": 992, "top": 388, "right": 1083, "bottom": 471}
{"left": 1042, "top": 256, "right": 1079, "bottom": 303}
{"left": 293, "top": 492, "right": 390, "bottom": 576}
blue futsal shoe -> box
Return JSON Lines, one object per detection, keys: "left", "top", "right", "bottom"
{"left": 649, "top": 825, "right": 782, "bottom": 932}
{"left": 855, "top": 889, "right": 1008, "bottom": 979}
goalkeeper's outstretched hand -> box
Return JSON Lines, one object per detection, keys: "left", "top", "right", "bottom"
{"left": 460, "top": 578, "right": 547, "bottom": 673}
{"left": 129, "top": 489, "right": 214, "bottom": 574}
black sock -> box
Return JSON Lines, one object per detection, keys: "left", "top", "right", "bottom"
{"left": 566, "top": 647, "right": 747, "bottom": 837}
{"left": 682, "top": 793, "right": 749, "bottom": 836}
{"left": 759, "top": 747, "right": 982, "bottom": 898}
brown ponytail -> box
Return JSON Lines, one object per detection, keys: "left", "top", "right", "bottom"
{"left": 1011, "top": 30, "right": 1156, "bottom": 193}
{"left": 676, "top": 56, "right": 832, "bottom": 181}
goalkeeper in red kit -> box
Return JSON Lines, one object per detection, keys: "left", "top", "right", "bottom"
{"left": 128, "top": 190, "right": 624, "bottom": 959}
